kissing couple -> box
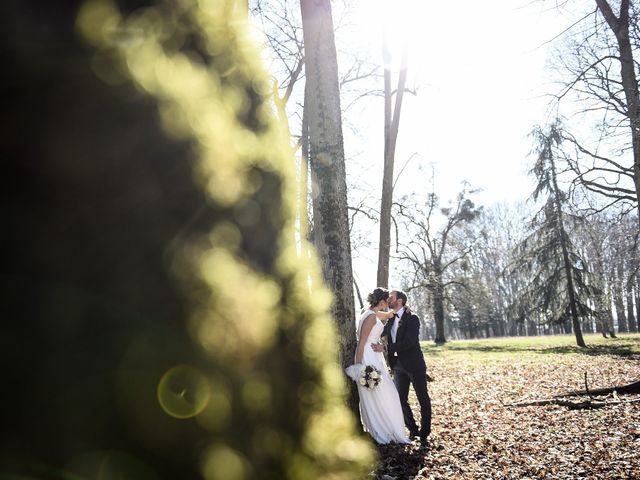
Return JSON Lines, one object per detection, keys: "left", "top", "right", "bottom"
{"left": 347, "top": 287, "right": 432, "bottom": 444}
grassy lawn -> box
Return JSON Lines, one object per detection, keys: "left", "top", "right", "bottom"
{"left": 421, "top": 333, "right": 640, "bottom": 361}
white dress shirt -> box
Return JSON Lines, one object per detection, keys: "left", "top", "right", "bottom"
{"left": 391, "top": 307, "right": 404, "bottom": 344}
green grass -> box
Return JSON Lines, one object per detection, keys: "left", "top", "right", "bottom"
{"left": 420, "top": 333, "right": 640, "bottom": 361}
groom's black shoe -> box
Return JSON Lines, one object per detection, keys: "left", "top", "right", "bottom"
{"left": 419, "top": 430, "right": 430, "bottom": 443}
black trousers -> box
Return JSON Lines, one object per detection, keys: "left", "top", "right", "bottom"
{"left": 393, "top": 359, "right": 432, "bottom": 437}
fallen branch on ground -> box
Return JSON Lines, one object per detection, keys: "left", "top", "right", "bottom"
{"left": 560, "top": 379, "right": 640, "bottom": 397}
{"left": 505, "top": 397, "right": 640, "bottom": 410}
{"left": 505, "top": 379, "right": 640, "bottom": 410}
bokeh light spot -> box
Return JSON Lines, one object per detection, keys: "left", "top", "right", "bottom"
{"left": 76, "top": 0, "right": 122, "bottom": 48}
{"left": 157, "top": 365, "right": 210, "bottom": 419}
{"left": 201, "top": 445, "right": 250, "bottom": 480}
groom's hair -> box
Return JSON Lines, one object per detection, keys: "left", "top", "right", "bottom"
{"left": 392, "top": 289, "right": 408, "bottom": 307}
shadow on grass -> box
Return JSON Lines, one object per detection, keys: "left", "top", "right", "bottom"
{"left": 422, "top": 336, "right": 640, "bottom": 359}
{"left": 540, "top": 343, "right": 639, "bottom": 357}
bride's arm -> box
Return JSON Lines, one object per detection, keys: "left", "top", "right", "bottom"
{"left": 376, "top": 309, "right": 395, "bottom": 322}
{"left": 355, "top": 314, "right": 376, "bottom": 364}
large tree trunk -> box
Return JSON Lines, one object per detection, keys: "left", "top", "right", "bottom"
{"left": 595, "top": 0, "right": 640, "bottom": 218}
{"left": 300, "top": 0, "right": 358, "bottom": 410}
{"left": 0, "top": 1, "right": 373, "bottom": 478}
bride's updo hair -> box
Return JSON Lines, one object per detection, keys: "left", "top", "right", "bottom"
{"left": 367, "top": 287, "right": 389, "bottom": 307}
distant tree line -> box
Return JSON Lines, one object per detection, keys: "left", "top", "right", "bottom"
{"left": 400, "top": 196, "right": 639, "bottom": 343}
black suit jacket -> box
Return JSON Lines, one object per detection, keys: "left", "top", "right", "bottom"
{"left": 383, "top": 309, "right": 426, "bottom": 371}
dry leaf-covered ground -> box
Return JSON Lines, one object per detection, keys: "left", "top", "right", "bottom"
{"left": 373, "top": 333, "right": 640, "bottom": 480}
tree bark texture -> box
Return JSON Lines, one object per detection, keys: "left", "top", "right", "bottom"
{"left": 300, "top": 81, "right": 311, "bottom": 254}
{"left": 300, "top": 0, "right": 358, "bottom": 407}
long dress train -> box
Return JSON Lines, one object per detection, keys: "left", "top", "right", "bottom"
{"left": 355, "top": 309, "right": 410, "bottom": 444}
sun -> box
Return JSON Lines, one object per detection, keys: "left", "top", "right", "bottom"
{"left": 354, "top": 0, "right": 428, "bottom": 71}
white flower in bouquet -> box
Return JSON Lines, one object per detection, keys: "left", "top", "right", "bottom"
{"left": 361, "top": 365, "right": 382, "bottom": 390}
{"left": 345, "top": 363, "right": 382, "bottom": 390}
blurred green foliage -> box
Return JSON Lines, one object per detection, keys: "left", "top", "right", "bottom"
{"left": 0, "top": 0, "right": 373, "bottom": 478}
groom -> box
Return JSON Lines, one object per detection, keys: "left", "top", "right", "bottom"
{"left": 373, "top": 289, "right": 432, "bottom": 442}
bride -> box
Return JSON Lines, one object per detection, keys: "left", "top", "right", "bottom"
{"left": 351, "top": 287, "right": 410, "bottom": 444}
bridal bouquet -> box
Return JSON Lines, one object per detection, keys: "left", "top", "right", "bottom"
{"left": 345, "top": 364, "right": 382, "bottom": 390}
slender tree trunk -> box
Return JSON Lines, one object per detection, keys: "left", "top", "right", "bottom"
{"left": 496, "top": 317, "right": 505, "bottom": 337}
{"left": 418, "top": 316, "right": 428, "bottom": 341}
{"left": 300, "top": 0, "right": 358, "bottom": 411}
{"left": 469, "top": 316, "right": 476, "bottom": 339}
{"left": 595, "top": 0, "right": 640, "bottom": 218}
{"left": 593, "top": 244, "right": 615, "bottom": 337}
{"left": 594, "top": 281, "right": 608, "bottom": 337}
{"left": 509, "top": 318, "right": 518, "bottom": 336}
{"left": 549, "top": 154, "right": 586, "bottom": 346}
{"left": 376, "top": 47, "right": 409, "bottom": 288}
{"left": 626, "top": 280, "right": 637, "bottom": 332}
{"left": 635, "top": 276, "right": 640, "bottom": 330}
{"left": 594, "top": 313, "right": 605, "bottom": 336}
{"left": 353, "top": 277, "right": 364, "bottom": 312}
{"left": 432, "top": 272, "right": 446, "bottom": 344}
{"left": 463, "top": 308, "right": 474, "bottom": 339}
{"left": 377, "top": 68, "right": 393, "bottom": 289}
{"left": 614, "top": 261, "right": 628, "bottom": 332}
{"left": 605, "top": 285, "right": 618, "bottom": 337}
{"left": 559, "top": 235, "right": 585, "bottom": 345}
{"left": 527, "top": 318, "right": 537, "bottom": 335}
{"left": 614, "top": 289, "right": 628, "bottom": 332}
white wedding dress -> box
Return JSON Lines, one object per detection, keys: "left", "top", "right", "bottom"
{"left": 355, "top": 309, "right": 410, "bottom": 444}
